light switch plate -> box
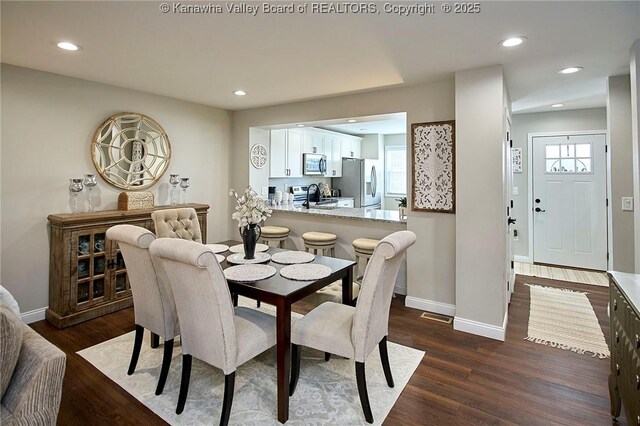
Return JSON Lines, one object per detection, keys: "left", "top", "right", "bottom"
{"left": 512, "top": 187, "right": 518, "bottom": 196}
{"left": 622, "top": 197, "right": 633, "bottom": 211}
{"left": 261, "top": 186, "right": 268, "bottom": 195}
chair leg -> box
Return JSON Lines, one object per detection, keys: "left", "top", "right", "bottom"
{"left": 151, "top": 332, "right": 160, "bottom": 349}
{"left": 220, "top": 372, "right": 235, "bottom": 426}
{"left": 289, "top": 344, "right": 302, "bottom": 396}
{"left": 355, "top": 362, "right": 374, "bottom": 423}
{"left": 127, "top": 325, "right": 144, "bottom": 375}
{"left": 155, "top": 338, "right": 174, "bottom": 395}
{"left": 176, "top": 354, "right": 192, "bottom": 415}
{"left": 325, "top": 352, "right": 331, "bottom": 362}
{"left": 379, "top": 336, "right": 394, "bottom": 388}
{"left": 232, "top": 293, "right": 238, "bottom": 307}
{"left": 256, "top": 300, "right": 261, "bottom": 308}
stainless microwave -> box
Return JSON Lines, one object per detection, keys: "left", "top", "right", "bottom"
{"left": 303, "top": 153, "right": 327, "bottom": 175}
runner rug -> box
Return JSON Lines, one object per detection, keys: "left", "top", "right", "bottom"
{"left": 516, "top": 262, "right": 608, "bottom": 287}
{"left": 78, "top": 299, "right": 424, "bottom": 425}
{"left": 525, "top": 284, "right": 610, "bottom": 358}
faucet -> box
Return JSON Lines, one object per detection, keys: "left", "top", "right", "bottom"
{"left": 304, "top": 184, "right": 319, "bottom": 209}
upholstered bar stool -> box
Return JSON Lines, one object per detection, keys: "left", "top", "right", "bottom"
{"left": 352, "top": 238, "right": 379, "bottom": 282}
{"left": 302, "top": 231, "right": 337, "bottom": 257}
{"left": 260, "top": 226, "right": 290, "bottom": 249}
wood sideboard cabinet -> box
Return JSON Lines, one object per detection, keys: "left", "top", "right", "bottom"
{"left": 47, "top": 203, "right": 209, "bottom": 328}
{"left": 608, "top": 271, "right": 640, "bottom": 425}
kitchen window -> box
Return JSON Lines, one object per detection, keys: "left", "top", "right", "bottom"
{"left": 385, "top": 145, "right": 406, "bottom": 196}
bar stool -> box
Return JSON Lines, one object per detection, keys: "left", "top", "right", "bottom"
{"left": 302, "top": 232, "right": 337, "bottom": 257}
{"left": 260, "top": 226, "right": 290, "bottom": 249}
{"left": 352, "top": 238, "right": 379, "bottom": 283}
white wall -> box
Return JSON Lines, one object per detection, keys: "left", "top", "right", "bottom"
{"left": 231, "top": 80, "right": 456, "bottom": 308}
{"left": 1, "top": 64, "right": 231, "bottom": 314}
{"left": 383, "top": 133, "right": 407, "bottom": 210}
{"left": 511, "top": 108, "right": 607, "bottom": 260}
{"left": 607, "top": 75, "right": 636, "bottom": 273}
{"left": 631, "top": 39, "right": 640, "bottom": 272}
{"left": 455, "top": 65, "right": 508, "bottom": 338}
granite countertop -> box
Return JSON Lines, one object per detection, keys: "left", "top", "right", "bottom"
{"left": 270, "top": 204, "right": 406, "bottom": 224}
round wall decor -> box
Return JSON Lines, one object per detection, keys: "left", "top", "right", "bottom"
{"left": 250, "top": 144, "right": 268, "bottom": 169}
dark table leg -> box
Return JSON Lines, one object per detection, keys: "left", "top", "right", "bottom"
{"left": 342, "top": 266, "right": 354, "bottom": 306}
{"left": 276, "top": 300, "right": 292, "bottom": 423}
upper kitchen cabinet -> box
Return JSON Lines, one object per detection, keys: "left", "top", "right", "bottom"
{"left": 303, "top": 129, "right": 325, "bottom": 154}
{"left": 270, "top": 129, "right": 302, "bottom": 178}
{"left": 341, "top": 135, "right": 362, "bottom": 159}
{"left": 325, "top": 134, "right": 343, "bottom": 177}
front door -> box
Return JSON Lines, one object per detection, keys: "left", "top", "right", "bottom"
{"left": 532, "top": 133, "right": 607, "bottom": 270}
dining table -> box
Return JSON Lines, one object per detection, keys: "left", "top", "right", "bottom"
{"left": 216, "top": 240, "right": 356, "bottom": 424}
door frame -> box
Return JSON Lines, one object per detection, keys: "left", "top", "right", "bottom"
{"left": 526, "top": 130, "right": 611, "bottom": 270}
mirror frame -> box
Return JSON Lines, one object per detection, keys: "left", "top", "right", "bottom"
{"left": 91, "top": 112, "right": 171, "bottom": 190}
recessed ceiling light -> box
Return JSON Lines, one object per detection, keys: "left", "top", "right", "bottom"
{"left": 359, "top": 129, "right": 367, "bottom": 131}
{"left": 296, "top": 124, "right": 305, "bottom": 127}
{"left": 551, "top": 103, "right": 564, "bottom": 108}
{"left": 559, "top": 67, "right": 583, "bottom": 74}
{"left": 347, "top": 119, "right": 357, "bottom": 123}
{"left": 499, "top": 36, "right": 527, "bottom": 48}
{"left": 233, "top": 90, "right": 247, "bottom": 96}
{"left": 56, "top": 41, "right": 80, "bottom": 51}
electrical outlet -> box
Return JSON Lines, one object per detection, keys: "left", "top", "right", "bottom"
{"left": 261, "top": 186, "right": 268, "bottom": 195}
{"left": 513, "top": 229, "right": 519, "bottom": 241}
{"left": 622, "top": 197, "right": 634, "bottom": 211}
{"left": 512, "top": 186, "right": 519, "bottom": 196}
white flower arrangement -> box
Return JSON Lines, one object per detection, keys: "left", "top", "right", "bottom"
{"left": 229, "top": 186, "right": 272, "bottom": 227}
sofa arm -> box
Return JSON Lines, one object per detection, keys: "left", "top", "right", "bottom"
{"left": 1, "top": 326, "right": 66, "bottom": 426}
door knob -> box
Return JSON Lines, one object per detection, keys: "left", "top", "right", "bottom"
{"left": 508, "top": 217, "right": 516, "bottom": 225}
{"left": 535, "top": 207, "right": 546, "bottom": 212}
{"left": 535, "top": 199, "right": 541, "bottom": 203}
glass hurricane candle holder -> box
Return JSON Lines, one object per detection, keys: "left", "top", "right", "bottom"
{"left": 69, "top": 179, "right": 84, "bottom": 214}
{"left": 180, "top": 177, "right": 191, "bottom": 204}
{"left": 83, "top": 174, "right": 97, "bottom": 212}
{"left": 169, "top": 174, "right": 180, "bottom": 205}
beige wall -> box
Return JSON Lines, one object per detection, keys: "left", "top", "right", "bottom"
{"left": 1, "top": 64, "right": 231, "bottom": 314}
{"left": 631, "top": 40, "right": 640, "bottom": 272}
{"left": 607, "top": 75, "right": 636, "bottom": 273}
{"left": 383, "top": 133, "right": 407, "bottom": 210}
{"left": 455, "top": 65, "right": 507, "bottom": 331}
{"left": 231, "top": 80, "right": 456, "bottom": 306}
{"left": 511, "top": 108, "right": 607, "bottom": 260}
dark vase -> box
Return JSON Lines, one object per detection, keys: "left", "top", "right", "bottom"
{"left": 240, "top": 224, "right": 262, "bottom": 260}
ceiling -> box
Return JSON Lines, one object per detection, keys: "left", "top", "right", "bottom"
{"left": 2, "top": 1, "right": 639, "bottom": 113}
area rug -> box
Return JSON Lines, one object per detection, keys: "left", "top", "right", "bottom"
{"left": 516, "top": 262, "right": 608, "bottom": 287}
{"left": 525, "top": 284, "right": 610, "bottom": 358}
{"left": 77, "top": 299, "right": 424, "bottom": 425}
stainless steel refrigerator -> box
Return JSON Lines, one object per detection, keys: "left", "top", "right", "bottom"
{"left": 332, "top": 159, "right": 381, "bottom": 209}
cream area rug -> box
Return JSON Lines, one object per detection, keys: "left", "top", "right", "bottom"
{"left": 77, "top": 299, "right": 424, "bottom": 425}
{"left": 525, "top": 284, "right": 610, "bottom": 358}
{"left": 515, "top": 262, "right": 608, "bottom": 287}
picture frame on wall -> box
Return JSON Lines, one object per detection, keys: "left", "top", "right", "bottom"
{"left": 411, "top": 120, "right": 456, "bottom": 213}
{"left": 512, "top": 147, "right": 523, "bottom": 173}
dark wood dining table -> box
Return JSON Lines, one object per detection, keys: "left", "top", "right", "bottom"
{"left": 216, "top": 240, "right": 355, "bottom": 423}
{"left": 218, "top": 241, "right": 356, "bottom": 423}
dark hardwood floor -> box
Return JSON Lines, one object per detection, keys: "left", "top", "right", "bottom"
{"left": 31, "top": 274, "right": 625, "bottom": 425}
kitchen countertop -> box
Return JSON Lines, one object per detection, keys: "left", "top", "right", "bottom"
{"left": 269, "top": 203, "right": 406, "bottom": 224}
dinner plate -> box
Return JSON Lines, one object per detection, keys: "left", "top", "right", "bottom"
{"left": 224, "top": 264, "right": 276, "bottom": 282}
{"left": 280, "top": 264, "right": 332, "bottom": 281}
{"left": 270, "top": 251, "right": 315, "bottom": 265}
{"left": 228, "top": 243, "right": 269, "bottom": 254}
{"left": 206, "top": 244, "right": 229, "bottom": 254}
{"left": 226, "top": 252, "right": 271, "bottom": 265}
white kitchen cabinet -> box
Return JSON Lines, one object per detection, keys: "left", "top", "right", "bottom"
{"left": 270, "top": 129, "right": 303, "bottom": 178}
{"left": 303, "top": 129, "right": 325, "bottom": 154}
{"left": 326, "top": 134, "right": 343, "bottom": 177}
{"left": 341, "top": 135, "right": 362, "bottom": 159}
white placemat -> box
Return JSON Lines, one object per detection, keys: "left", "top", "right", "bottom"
{"left": 224, "top": 264, "right": 276, "bottom": 282}
{"left": 271, "top": 251, "right": 315, "bottom": 265}
{"left": 280, "top": 264, "right": 332, "bottom": 281}
{"left": 206, "top": 244, "right": 229, "bottom": 254}
{"left": 215, "top": 254, "right": 224, "bottom": 263}
{"left": 226, "top": 252, "right": 271, "bottom": 265}
{"left": 229, "top": 243, "right": 269, "bottom": 254}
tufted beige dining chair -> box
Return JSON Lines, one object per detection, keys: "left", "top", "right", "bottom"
{"left": 289, "top": 230, "right": 416, "bottom": 424}
{"left": 149, "top": 238, "right": 277, "bottom": 426}
{"left": 151, "top": 208, "right": 202, "bottom": 242}
{"left": 105, "top": 224, "right": 179, "bottom": 396}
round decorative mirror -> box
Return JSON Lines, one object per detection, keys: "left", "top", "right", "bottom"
{"left": 91, "top": 112, "right": 171, "bottom": 190}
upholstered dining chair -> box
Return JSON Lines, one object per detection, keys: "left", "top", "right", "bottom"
{"left": 289, "top": 230, "right": 416, "bottom": 424}
{"left": 151, "top": 207, "right": 203, "bottom": 242}
{"left": 149, "top": 238, "right": 277, "bottom": 426}
{"left": 105, "top": 224, "right": 179, "bottom": 396}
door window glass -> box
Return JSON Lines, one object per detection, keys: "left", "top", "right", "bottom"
{"left": 545, "top": 143, "right": 592, "bottom": 174}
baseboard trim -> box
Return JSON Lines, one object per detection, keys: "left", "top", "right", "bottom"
{"left": 405, "top": 296, "right": 456, "bottom": 317}
{"left": 453, "top": 316, "right": 506, "bottom": 341}
{"left": 514, "top": 255, "right": 531, "bottom": 264}
{"left": 394, "top": 283, "right": 407, "bottom": 296}
{"left": 21, "top": 307, "right": 47, "bottom": 324}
